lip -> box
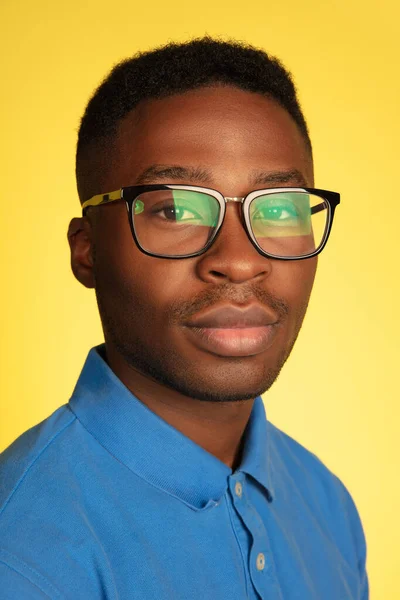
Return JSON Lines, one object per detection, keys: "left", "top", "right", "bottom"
{"left": 184, "top": 303, "right": 278, "bottom": 329}
{"left": 184, "top": 324, "right": 279, "bottom": 357}
{"left": 183, "top": 303, "right": 280, "bottom": 357}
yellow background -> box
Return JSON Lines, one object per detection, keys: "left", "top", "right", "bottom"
{"left": 1, "top": 0, "right": 398, "bottom": 597}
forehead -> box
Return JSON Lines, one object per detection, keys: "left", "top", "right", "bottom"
{"left": 109, "top": 85, "right": 313, "bottom": 189}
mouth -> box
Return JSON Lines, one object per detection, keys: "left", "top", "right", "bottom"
{"left": 183, "top": 323, "right": 279, "bottom": 357}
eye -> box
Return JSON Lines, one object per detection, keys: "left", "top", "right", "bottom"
{"left": 253, "top": 200, "right": 300, "bottom": 224}
{"left": 152, "top": 202, "right": 204, "bottom": 222}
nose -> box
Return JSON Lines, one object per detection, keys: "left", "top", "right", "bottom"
{"left": 195, "top": 202, "right": 273, "bottom": 284}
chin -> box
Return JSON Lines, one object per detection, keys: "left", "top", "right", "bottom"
{"left": 166, "top": 362, "right": 283, "bottom": 403}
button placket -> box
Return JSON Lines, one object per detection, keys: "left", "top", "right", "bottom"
{"left": 256, "top": 552, "right": 265, "bottom": 571}
{"left": 229, "top": 475, "right": 282, "bottom": 599}
{"left": 235, "top": 481, "right": 243, "bottom": 498}
{"left": 229, "top": 474, "right": 245, "bottom": 504}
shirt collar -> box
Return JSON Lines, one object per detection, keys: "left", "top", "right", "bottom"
{"left": 68, "top": 343, "right": 275, "bottom": 511}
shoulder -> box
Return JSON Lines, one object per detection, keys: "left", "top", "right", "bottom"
{"left": 267, "top": 420, "right": 368, "bottom": 586}
{"left": 0, "top": 552, "right": 63, "bottom": 599}
{"left": 267, "top": 419, "right": 363, "bottom": 517}
{"left": 0, "top": 405, "right": 77, "bottom": 514}
{"left": 267, "top": 419, "right": 353, "bottom": 503}
{"left": 0, "top": 406, "right": 81, "bottom": 598}
{"left": 0, "top": 405, "right": 115, "bottom": 597}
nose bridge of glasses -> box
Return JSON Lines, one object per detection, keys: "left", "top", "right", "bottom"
{"left": 220, "top": 196, "right": 250, "bottom": 240}
{"left": 222, "top": 196, "right": 246, "bottom": 225}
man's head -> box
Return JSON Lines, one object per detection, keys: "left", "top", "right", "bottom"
{"left": 69, "top": 36, "right": 318, "bottom": 404}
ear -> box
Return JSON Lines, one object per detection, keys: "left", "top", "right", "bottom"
{"left": 67, "top": 217, "right": 95, "bottom": 289}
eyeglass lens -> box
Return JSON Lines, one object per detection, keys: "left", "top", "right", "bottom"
{"left": 131, "top": 189, "right": 329, "bottom": 258}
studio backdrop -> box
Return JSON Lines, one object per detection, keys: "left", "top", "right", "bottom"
{"left": 1, "top": 1, "right": 398, "bottom": 598}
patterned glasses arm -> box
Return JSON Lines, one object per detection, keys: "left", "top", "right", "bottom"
{"left": 81, "top": 190, "right": 123, "bottom": 215}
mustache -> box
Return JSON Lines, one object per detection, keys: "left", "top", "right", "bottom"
{"left": 170, "top": 284, "right": 289, "bottom": 323}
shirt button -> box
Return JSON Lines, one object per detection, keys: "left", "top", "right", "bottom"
{"left": 235, "top": 482, "right": 243, "bottom": 497}
{"left": 256, "top": 553, "right": 265, "bottom": 571}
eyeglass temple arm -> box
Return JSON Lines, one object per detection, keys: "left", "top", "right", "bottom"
{"left": 311, "top": 202, "right": 326, "bottom": 215}
{"left": 82, "top": 190, "right": 122, "bottom": 214}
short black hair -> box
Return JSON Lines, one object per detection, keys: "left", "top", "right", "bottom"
{"left": 76, "top": 35, "right": 312, "bottom": 202}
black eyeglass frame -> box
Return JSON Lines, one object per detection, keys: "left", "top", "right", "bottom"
{"left": 82, "top": 184, "right": 340, "bottom": 261}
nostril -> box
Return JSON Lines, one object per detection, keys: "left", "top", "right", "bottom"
{"left": 210, "top": 271, "right": 225, "bottom": 279}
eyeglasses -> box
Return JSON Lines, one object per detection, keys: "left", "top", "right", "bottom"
{"left": 82, "top": 184, "right": 340, "bottom": 260}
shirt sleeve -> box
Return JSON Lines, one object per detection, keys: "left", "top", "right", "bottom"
{"left": 0, "top": 550, "right": 60, "bottom": 599}
{"left": 336, "top": 479, "right": 369, "bottom": 600}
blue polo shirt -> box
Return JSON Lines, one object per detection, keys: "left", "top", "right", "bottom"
{"left": 0, "top": 343, "right": 368, "bottom": 599}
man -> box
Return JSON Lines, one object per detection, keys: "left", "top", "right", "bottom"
{"left": 0, "top": 37, "right": 368, "bottom": 599}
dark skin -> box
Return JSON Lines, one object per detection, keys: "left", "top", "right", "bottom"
{"left": 68, "top": 85, "right": 316, "bottom": 471}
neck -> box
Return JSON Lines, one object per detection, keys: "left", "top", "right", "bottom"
{"left": 103, "top": 344, "right": 254, "bottom": 470}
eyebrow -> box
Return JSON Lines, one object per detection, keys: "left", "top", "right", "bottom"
{"left": 250, "top": 168, "right": 307, "bottom": 186}
{"left": 135, "top": 164, "right": 308, "bottom": 187}
{"left": 136, "top": 165, "right": 210, "bottom": 185}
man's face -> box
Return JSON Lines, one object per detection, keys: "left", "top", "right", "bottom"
{"left": 76, "top": 85, "right": 317, "bottom": 403}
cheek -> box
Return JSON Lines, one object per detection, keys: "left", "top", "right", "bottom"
{"left": 94, "top": 218, "right": 189, "bottom": 322}
{"left": 273, "top": 258, "right": 317, "bottom": 320}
